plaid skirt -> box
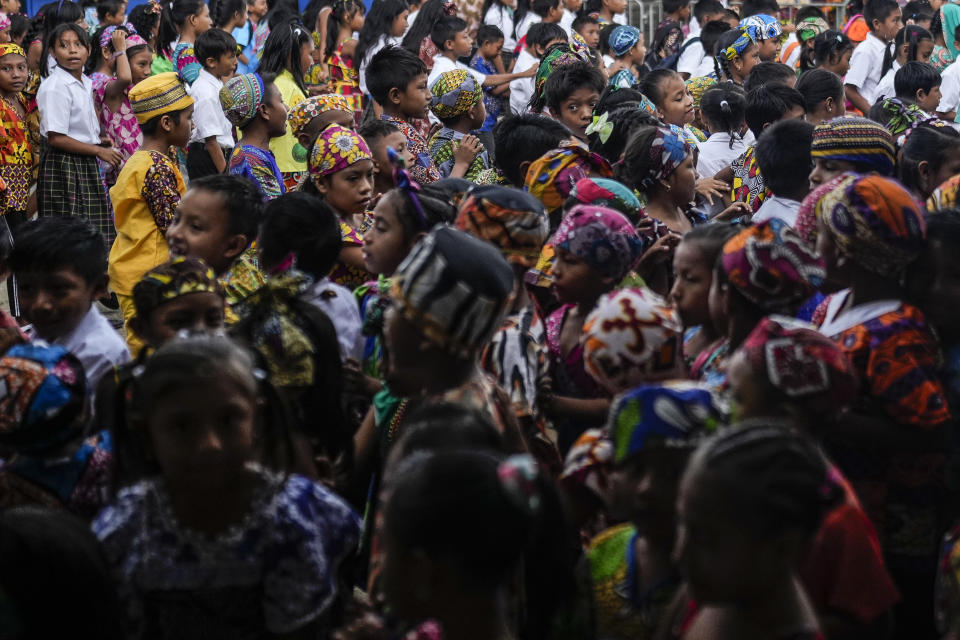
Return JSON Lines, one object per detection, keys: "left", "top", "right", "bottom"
{"left": 37, "top": 147, "right": 115, "bottom": 245}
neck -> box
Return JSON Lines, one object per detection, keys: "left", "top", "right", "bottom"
{"left": 381, "top": 105, "right": 408, "bottom": 121}
{"left": 848, "top": 270, "right": 903, "bottom": 307}
{"left": 97, "top": 61, "right": 111, "bottom": 75}
{"left": 442, "top": 49, "right": 458, "bottom": 61}
{"left": 0, "top": 87, "right": 19, "bottom": 101}
{"left": 431, "top": 590, "right": 510, "bottom": 640}
{"left": 646, "top": 190, "right": 685, "bottom": 226}
{"left": 180, "top": 28, "right": 196, "bottom": 43}
{"left": 423, "top": 358, "right": 479, "bottom": 396}
{"left": 62, "top": 66, "right": 83, "bottom": 80}
{"left": 238, "top": 122, "right": 272, "bottom": 150}
{"left": 141, "top": 134, "right": 171, "bottom": 154}
{"left": 576, "top": 293, "right": 602, "bottom": 315}
{"left": 776, "top": 189, "right": 806, "bottom": 202}
{"left": 448, "top": 118, "right": 473, "bottom": 134}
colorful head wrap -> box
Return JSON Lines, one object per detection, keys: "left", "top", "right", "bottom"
{"left": 717, "top": 27, "right": 754, "bottom": 64}
{"left": 0, "top": 13, "right": 10, "bottom": 32}
{"left": 560, "top": 428, "right": 614, "bottom": 503}
{"left": 810, "top": 116, "right": 896, "bottom": 177}
{"left": 132, "top": 256, "right": 224, "bottom": 320}
{"left": 686, "top": 75, "right": 717, "bottom": 110}
{"left": 739, "top": 315, "right": 858, "bottom": 419}
{"left": 722, "top": 219, "right": 825, "bottom": 314}
{"left": 569, "top": 177, "right": 641, "bottom": 221}
{"left": 390, "top": 226, "right": 515, "bottom": 356}
{"left": 583, "top": 287, "right": 684, "bottom": 394}
{"left": 551, "top": 204, "right": 643, "bottom": 281}
{"left": 740, "top": 14, "right": 783, "bottom": 41}
{"left": 0, "top": 42, "right": 25, "bottom": 59}
{"left": 98, "top": 23, "right": 138, "bottom": 49}
{"left": 944, "top": 3, "right": 960, "bottom": 57}
{"left": 609, "top": 25, "right": 641, "bottom": 57}
{"left": 219, "top": 72, "right": 267, "bottom": 128}
{"left": 608, "top": 381, "right": 725, "bottom": 464}
{"left": 524, "top": 139, "right": 613, "bottom": 214}
{"left": 794, "top": 175, "right": 847, "bottom": 245}
{"left": 877, "top": 98, "right": 929, "bottom": 139}
{"left": 0, "top": 343, "right": 86, "bottom": 455}
{"left": 639, "top": 126, "right": 693, "bottom": 190}
{"left": 455, "top": 185, "right": 549, "bottom": 268}
{"left": 928, "top": 174, "right": 960, "bottom": 211}
{"left": 308, "top": 123, "right": 372, "bottom": 176}
{"left": 429, "top": 69, "right": 484, "bottom": 120}
{"left": 287, "top": 94, "right": 352, "bottom": 137}
{"left": 129, "top": 72, "right": 194, "bottom": 125}
{"left": 535, "top": 44, "right": 590, "bottom": 101}
{"left": 796, "top": 16, "right": 830, "bottom": 43}
{"left": 813, "top": 173, "right": 926, "bottom": 277}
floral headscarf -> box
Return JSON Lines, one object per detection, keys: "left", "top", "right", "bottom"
{"left": 308, "top": 124, "right": 372, "bottom": 176}
{"left": 535, "top": 43, "right": 590, "bottom": 101}
{"left": 287, "top": 94, "right": 352, "bottom": 138}
{"left": 639, "top": 126, "right": 692, "bottom": 189}
{"left": 569, "top": 177, "right": 641, "bottom": 221}
{"left": 686, "top": 75, "right": 717, "bottom": 110}
{"left": 551, "top": 204, "right": 643, "bottom": 282}
{"left": 132, "top": 257, "right": 224, "bottom": 319}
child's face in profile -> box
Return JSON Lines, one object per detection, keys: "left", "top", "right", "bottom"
{"left": 207, "top": 50, "right": 239, "bottom": 79}
{"left": 315, "top": 158, "right": 375, "bottom": 215}
{"left": 0, "top": 52, "right": 28, "bottom": 94}
{"left": 563, "top": 0, "right": 582, "bottom": 12}
{"left": 552, "top": 248, "right": 610, "bottom": 305}
{"left": 262, "top": 82, "right": 290, "bottom": 137}
{"left": 725, "top": 350, "right": 774, "bottom": 421}
{"left": 0, "top": 0, "right": 20, "bottom": 14}
{"left": 137, "top": 292, "right": 225, "bottom": 346}
{"left": 555, "top": 86, "right": 600, "bottom": 140}
{"left": 614, "top": 449, "right": 689, "bottom": 548}
{"left": 808, "top": 157, "right": 855, "bottom": 190}
{"left": 670, "top": 240, "right": 713, "bottom": 329}
{"left": 370, "top": 132, "right": 415, "bottom": 190}
{"left": 479, "top": 37, "right": 503, "bottom": 59}
{"left": 397, "top": 73, "right": 432, "bottom": 119}
{"left": 873, "top": 8, "right": 903, "bottom": 41}
{"left": 654, "top": 75, "right": 694, "bottom": 126}
{"left": 756, "top": 36, "right": 781, "bottom": 62}
{"left": 105, "top": 2, "right": 128, "bottom": 26}
{"left": 18, "top": 267, "right": 106, "bottom": 342}
{"left": 391, "top": 9, "right": 410, "bottom": 37}
{"left": 449, "top": 29, "right": 474, "bottom": 58}
{"left": 167, "top": 188, "right": 245, "bottom": 275}
{"left": 577, "top": 23, "right": 600, "bottom": 48}
{"left": 363, "top": 190, "right": 416, "bottom": 276}
{"left": 249, "top": 0, "right": 268, "bottom": 20}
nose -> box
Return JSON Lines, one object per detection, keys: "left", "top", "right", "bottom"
{"left": 669, "top": 279, "right": 681, "bottom": 304}
{"left": 31, "top": 290, "right": 54, "bottom": 313}
{"left": 166, "top": 219, "right": 183, "bottom": 242}
{"left": 671, "top": 524, "right": 687, "bottom": 566}
{"left": 195, "top": 425, "right": 223, "bottom": 454}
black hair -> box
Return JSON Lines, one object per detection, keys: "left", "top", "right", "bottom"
{"left": 189, "top": 174, "right": 265, "bottom": 242}
{"left": 755, "top": 118, "right": 814, "bottom": 196}
{"left": 794, "top": 68, "right": 844, "bottom": 115}
{"left": 85, "top": 23, "right": 131, "bottom": 75}
{"left": 157, "top": 0, "right": 207, "bottom": 60}
{"left": 96, "top": 0, "right": 126, "bottom": 21}
{"left": 10, "top": 217, "right": 106, "bottom": 284}
{"left": 355, "top": 0, "right": 408, "bottom": 66}
{"left": 526, "top": 20, "right": 566, "bottom": 50}
{"left": 894, "top": 24, "right": 933, "bottom": 65}
{"left": 259, "top": 18, "right": 312, "bottom": 94}
{"left": 865, "top": 0, "right": 899, "bottom": 29}
{"left": 430, "top": 14, "right": 467, "bottom": 49}
{"left": 210, "top": 0, "right": 247, "bottom": 28}
{"left": 618, "top": 124, "right": 661, "bottom": 191}
{"left": 588, "top": 103, "right": 659, "bottom": 162}
{"left": 539, "top": 60, "right": 605, "bottom": 115}
{"left": 9, "top": 13, "right": 30, "bottom": 43}
{"left": 740, "top": 0, "right": 778, "bottom": 18}
{"left": 701, "top": 82, "right": 747, "bottom": 149}
{"left": 663, "top": 0, "right": 690, "bottom": 15}
{"left": 300, "top": 0, "right": 328, "bottom": 37}
{"left": 195, "top": 26, "right": 237, "bottom": 66}
{"left": 926, "top": 209, "right": 960, "bottom": 247}
{"left": 899, "top": 124, "right": 960, "bottom": 196}
{"left": 680, "top": 223, "right": 740, "bottom": 272}
{"left": 32, "top": 0, "right": 83, "bottom": 46}
{"left": 572, "top": 13, "right": 599, "bottom": 34}
{"left": 794, "top": 5, "right": 825, "bottom": 23}
{"left": 128, "top": 3, "right": 161, "bottom": 49}
{"left": 894, "top": 60, "right": 941, "bottom": 98}
{"left": 400, "top": 0, "right": 442, "bottom": 51}
{"left": 745, "top": 83, "right": 804, "bottom": 138}
{"left": 366, "top": 44, "right": 427, "bottom": 106}
{"left": 0, "top": 507, "right": 125, "bottom": 639}
{"left": 322, "top": 0, "right": 364, "bottom": 58}
{"left": 531, "top": 0, "right": 561, "bottom": 18}
{"left": 693, "top": 0, "right": 724, "bottom": 22}
{"left": 699, "top": 18, "right": 732, "bottom": 63}
{"left": 640, "top": 68, "right": 682, "bottom": 107}
{"left": 263, "top": 0, "right": 298, "bottom": 30}
{"left": 383, "top": 184, "right": 457, "bottom": 242}
{"left": 595, "top": 85, "right": 647, "bottom": 113}
{"left": 259, "top": 192, "right": 341, "bottom": 278}
{"left": 394, "top": 403, "right": 505, "bottom": 460}
{"left": 476, "top": 23, "right": 504, "bottom": 46}
{"left": 712, "top": 28, "right": 753, "bottom": 81}
{"left": 743, "top": 61, "right": 796, "bottom": 92}
{"left": 903, "top": 0, "right": 933, "bottom": 24}
{"left": 139, "top": 107, "right": 187, "bottom": 136}
{"left": 41, "top": 22, "right": 89, "bottom": 77}
{"left": 493, "top": 113, "right": 570, "bottom": 186}
{"left": 597, "top": 22, "right": 616, "bottom": 57}
{"left": 512, "top": 0, "right": 532, "bottom": 41}
{"left": 358, "top": 118, "right": 401, "bottom": 146}
{"left": 812, "top": 29, "right": 853, "bottom": 68}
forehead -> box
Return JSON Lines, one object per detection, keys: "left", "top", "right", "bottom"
{"left": 0, "top": 53, "right": 26, "bottom": 65}
{"left": 562, "top": 87, "right": 600, "bottom": 103}
{"left": 180, "top": 188, "right": 229, "bottom": 221}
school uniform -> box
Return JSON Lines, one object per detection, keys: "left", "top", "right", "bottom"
{"left": 845, "top": 32, "right": 890, "bottom": 106}
{"left": 485, "top": 4, "right": 517, "bottom": 51}
{"left": 187, "top": 69, "right": 234, "bottom": 179}
{"left": 695, "top": 131, "right": 754, "bottom": 179}
{"left": 751, "top": 195, "right": 802, "bottom": 227}
{"left": 515, "top": 12, "right": 541, "bottom": 42}
{"left": 676, "top": 39, "right": 715, "bottom": 77}
{"left": 873, "top": 60, "right": 901, "bottom": 103}
{"left": 938, "top": 58, "right": 960, "bottom": 114}
{"left": 428, "top": 54, "right": 487, "bottom": 88}
{"left": 510, "top": 47, "right": 538, "bottom": 114}
{"left": 560, "top": 9, "right": 576, "bottom": 36}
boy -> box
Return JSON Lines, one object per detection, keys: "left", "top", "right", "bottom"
{"left": 97, "top": 0, "right": 127, "bottom": 27}
{"left": 187, "top": 28, "right": 237, "bottom": 179}
{"left": 677, "top": 0, "right": 725, "bottom": 78}
{"left": 367, "top": 45, "right": 442, "bottom": 185}
{"left": 427, "top": 16, "right": 535, "bottom": 90}
{"left": 510, "top": 22, "right": 567, "bottom": 114}
{"left": 470, "top": 24, "right": 509, "bottom": 155}
{"left": 165, "top": 174, "right": 266, "bottom": 324}
{"left": 740, "top": 13, "right": 784, "bottom": 61}
{"left": 573, "top": 13, "right": 601, "bottom": 49}
{"left": 11, "top": 217, "right": 130, "bottom": 392}
{"left": 357, "top": 119, "right": 415, "bottom": 196}
{"left": 560, "top": 0, "right": 584, "bottom": 36}
{"left": 110, "top": 72, "right": 195, "bottom": 354}
{"left": 740, "top": 0, "right": 778, "bottom": 19}
{"left": 779, "top": 6, "right": 827, "bottom": 66}
{"left": 428, "top": 70, "right": 490, "bottom": 180}
{"left": 892, "top": 61, "right": 941, "bottom": 114}
{"left": 542, "top": 61, "right": 605, "bottom": 141}
{"left": 492, "top": 113, "right": 570, "bottom": 186}
{"left": 743, "top": 60, "right": 797, "bottom": 91}
{"left": 845, "top": 0, "right": 902, "bottom": 113}
{"left": 751, "top": 119, "right": 814, "bottom": 226}
{"left": 662, "top": 0, "right": 691, "bottom": 30}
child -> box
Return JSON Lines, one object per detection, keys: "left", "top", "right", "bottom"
{"left": 427, "top": 69, "right": 489, "bottom": 180}
{"left": 509, "top": 21, "right": 566, "bottom": 115}
{"left": 492, "top": 112, "right": 569, "bottom": 186}
{"left": 740, "top": 13, "right": 783, "bottom": 62}
{"left": 234, "top": 0, "right": 266, "bottom": 74}
{"left": 937, "top": 52, "right": 960, "bottom": 120}
{"left": 560, "top": 0, "right": 583, "bottom": 36}
{"left": 742, "top": 60, "right": 796, "bottom": 91}
{"left": 542, "top": 61, "right": 605, "bottom": 141}
{"left": 845, "top": 0, "right": 902, "bottom": 113}
{"left": 161, "top": 0, "right": 213, "bottom": 86}
{"left": 324, "top": 0, "right": 365, "bottom": 124}
{"left": 780, "top": 9, "right": 827, "bottom": 67}
{"left": 875, "top": 25, "right": 934, "bottom": 102}
{"left": 813, "top": 29, "right": 854, "bottom": 76}
{"left": 483, "top": 0, "right": 519, "bottom": 52}
{"left": 286, "top": 94, "right": 355, "bottom": 176}
{"left": 358, "top": 119, "right": 414, "bottom": 196}
{"left": 367, "top": 45, "right": 441, "bottom": 184}
{"left": 128, "top": 1, "right": 170, "bottom": 75}
{"left": 355, "top": 0, "right": 409, "bottom": 97}
{"left": 186, "top": 27, "right": 237, "bottom": 178}
{"left": 0, "top": 43, "right": 35, "bottom": 227}
{"left": 94, "top": 335, "right": 361, "bottom": 638}
{"left": 109, "top": 72, "right": 195, "bottom": 354}
{"left": 696, "top": 82, "right": 749, "bottom": 179}
{"left": 470, "top": 24, "right": 508, "bottom": 153}
{"left": 220, "top": 72, "right": 288, "bottom": 199}
{"left": 211, "top": 0, "right": 248, "bottom": 36}
{"left": 11, "top": 217, "right": 130, "bottom": 392}
{"left": 97, "top": 0, "right": 127, "bottom": 27}
{"left": 808, "top": 116, "right": 895, "bottom": 189}
{"left": 427, "top": 16, "right": 534, "bottom": 92}
{"left": 640, "top": 68, "right": 694, "bottom": 129}
{"left": 585, "top": 0, "right": 627, "bottom": 29}
{"left": 752, "top": 118, "right": 814, "bottom": 225}
{"left": 899, "top": 123, "right": 960, "bottom": 201}
{"left": 932, "top": 3, "right": 960, "bottom": 73}
{"left": 514, "top": 0, "right": 565, "bottom": 44}
{"left": 795, "top": 68, "right": 845, "bottom": 123}
{"left": 36, "top": 24, "right": 120, "bottom": 241}
{"left": 573, "top": 13, "right": 601, "bottom": 50}
{"left": 678, "top": 12, "right": 728, "bottom": 79}
{"left": 712, "top": 26, "right": 761, "bottom": 85}
{"left": 606, "top": 25, "right": 645, "bottom": 89}
{"left": 895, "top": 60, "right": 942, "bottom": 113}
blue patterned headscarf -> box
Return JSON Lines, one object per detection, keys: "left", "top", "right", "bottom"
{"left": 641, "top": 126, "right": 693, "bottom": 189}
{"left": 609, "top": 25, "right": 641, "bottom": 57}
{"left": 740, "top": 14, "right": 783, "bottom": 41}
{"left": 716, "top": 27, "right": 754, "bottom": 65}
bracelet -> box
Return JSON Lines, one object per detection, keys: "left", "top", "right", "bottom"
{"left": 111, "top": 50, "right": 126, "bottom": 59}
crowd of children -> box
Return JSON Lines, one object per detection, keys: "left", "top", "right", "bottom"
{"left": 8, "top": 0, "right": 960, "bottom": 637}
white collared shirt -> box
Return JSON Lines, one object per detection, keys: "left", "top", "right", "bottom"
{"left": 845, "top": 32, "right": 890, "bottom": 105}
{"left": 751, "top": 195, "right": 802, "bottom": 227}
{"left": 515, "top": 12, "right": 541, "bottom": 40}
{"left": 677, "top": 39, "right": 715, "bottom": 77}
{"left": 485, "top": 4, "right": 517, "bottom": 51}
{"left": 939, "top": 58, "right": 960, "bottom": 113}
{"left": 559, "top": 9, "right": 576, "bottom": 36}
{"left": 37, "top": 65, "right": 100, "bottom": 145}
{"left": 302, "top": 277, "right": 363, "bottom": 362}
{"left": 874, "top": 60, "right": 901, "bottom": 103}
{"left": 695, "top": 130, "right": 754, "bottom": 179}
{"left": 428, "top": 54, "right": 487, "bottom": 88}
{"left": 510, "top": 47, "right": 538, "bottom": 114}
{"left": 189, "top": 68, "right": 234, "bottom": 147}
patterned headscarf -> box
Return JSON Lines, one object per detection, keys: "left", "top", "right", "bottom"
{"left": 430, "top": 69, "right": 484, "bottom": 120}
{"left": 560, "top": 428, "right": 615, "bottom": 503}
{"left": 132, "top": 257, "right": 224, "bottom": 320}
{"left": 524, "top": 139, "right": 613, "bottom": 214}
{"left": 0, "top": 12, "right": 9, "bottom": 31}
{"left": 811, "top": 116, "right": 896, "bottom": 176}
{"left": 739, "top": 315, "right": 858, "bottom": 419}
{"left": 796, "top": 16, "right": 830, "bottom": 43}
{"left": 740, "top": 14, "right": 783, "bottom": 41}
{"left": 535, "top": 44, "right": 590, "bottom": 101}
{"left": 794, "top": 175, "right": 847, "bottom": 245}
{"left": 651, "top": 21, "right": 683, "bottom": 60}
{"left": 583, "top": 287, "right": 684, "bottom": 394}
{"left": 944, "top": 3, "right": 960, "bottom": 58}
{"left": 609, "top": 25, "right": 641, "bottom": 57}
{"left": 287, "top": 94, "right": 352, "bottom": 138}
{"left": 928, "top": 174, "right": 960, "bottom": 211}
{"left": 721, "top": 219, "right": 825, "bottom": 314}
{"left": 0, "top": 42, "right": 24, "bottom": 58}
{"left": 308, "top": 123, "right": 372, "bottom": 176}
{"left": 686, "top": 75, "right": 717, "bottom": 110}
{"left": 569, "top": 177, "right": 641, "bottom": 221}
{"left": 814, "top": 173, "right": 927, "bottom": 277}
{"left": 455, "top": 185, "right": 549, "bottom": 268}
{"left": 219, "top": 72, "right": 267, "bottom": 128}
{"left": 639, "top": 126, "right": 693, "bottom": 190}
{"left": 877, "top": 98, "right": 929, "bottom": 138}
{"left": 609, "top": 381, "right": 725, "bottom": 464}
{"left": 98, "top": 23, "right": 141, "bottom": 48}
{"left": 551, "top": 204, "right": 643, "bottom": 281}
{"left": 717, "top": 27, "right": 754, "bottom": 64}
{"left": 0, "top": 344, "right": 86, "bottom": 455}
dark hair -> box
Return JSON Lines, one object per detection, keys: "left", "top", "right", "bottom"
{"left": 680, "top": 223, "right": 740, "bottom": 272}
{"left": 745, "top": 83, "right": 804, "bottom": 138}
{"left": 812, "top": 29, "right": 853, "bottom": 68}
{"left": 85, "top": 23, "right": 130, "bottom": 75}
{"left": 157, "top": 0, "right": 207, "bottom": 60}
{"left": 700, "top": 18, "right": 732, "bottom": 62}
{"left": 129, "top": 3, "right": 161, "bottom": 49}
{"left": 32, "top": 0, "right": 83, "bottom": 45}
{"left": 259, "top": 192, "right": 341, "bottom": 277}
{"left": 367, "top": 44, "right": 427, "bottom": 105}
{"left": 259, "top": 19, "right": 312, "bottom": 94}
{"left": 96, "top": 0, "right": 125, "bottom": 21}
{"left": 899, "top": 124, "right": 960, "bottom": 196}
{"left": 894, "top": 60, "right": 941, "bottom": 98}
{"left": 41, "top": 22, "right": 89, "bottom": 76}
{"left": 195, "top": 26, "right": 237, "bottom": 66}
{"left": 618, "top": 124, "right": 665, "bottom": 191}
{"left": 755, "top": 119, "right": 814, "bottom": 196}
{"left": 663, "top": 0, "right": 690, "bottom": 15}
{"left": 10, "top": 217, "right": 106, "bottom": 284}
{"left": 527, "top": 20, "right": 566, "bottom": 50}
{"left": 740, "top": 0, "right": 778, "bottom": 18}
{"left": 531, "top": 0, "right": 561, "bottom": 18}
{"left": 595, "top": 85, "right": 647, "bottom": 113}
{"left": 640, "top": 68, "right": 682, "bottom": 107}
{"left": 430, "top": 15, "right": 466, "bottom": 49}
{"left": 189, "top": 174, "right": 265, "bottom": 242}
{"left": 588, "top": 104, "right": 659, "bottom": 162}
{"left": 401, "top": 0, "right": 445, "bottom": 51}
{"left": 139, "top": 107, "right": 187, "bottom": 136}
{"left": 572, "top": 13, "right": 599, "bottom": 35}
{"left": 476, "top": 23, "right": 504, "bottom": 45}
{"left": 903, "top": 0, "right": 933, "bottom": 24}
{"left": 394, "top": 403, "right": 505, "bottom": 461}
{"left": 892, "top": 24, "right": 933, "bottom": 77}
{"left": 794, "top": 68, "right": 844, "bottom": 114}
{"left": 493, "top": 114, "right": 570, "bottom": 186}
{"left": 383, "top": 184, "right": 457, "bottom": 242}
{"left": 210, "top": 0, "right": 247, "bottom": 28}
{"left": 693, "top": 0, "right": 723, "bottom": 22}
{"left": 866, "top": 0, "right": 900, "bottom": 29}
{"left": 701, "top": 82, "right": 747, "bottom": 149}
{"left": 322, "top": 0, "right": 364, "bottom": 58}
{"left": 926, "top": 209, "right": 960, "bottom": 247}
{"left": 9, "top": 13, "right": 30, "bottom": 43}
{"left": 597, "top": 22, "right": 616, "bottom": 56}
{"left": 356, "top": 0, "right": 408, "bottom": 67}
{"left": 794, "top": 5, "right": 825, "bottom": 23}
{"left": 540, "top": 60, "right": 605, "bottom": 114}
{"left": 712, "top": 28, "right": 754, "bottom": 81}
{"left": 743, "top": 61, "right": 795, "bottom": 92}
{"left": 358, "top": 118, "right": 401, "bottom": 146}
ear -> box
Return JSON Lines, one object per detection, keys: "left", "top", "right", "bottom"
{"left": 916, "top": 88, "right": 927, "bottom": 102}
{"left": 313, "top": 175, "right": 331, "bottom": 195}
{"left": 517, "top": 160, "right": 532, "bottom": 183}
{"left": 92, "top": 273, "right": 110, "bottom": 300}
{"left": 223, "top": 234, "right": 248, "bottom": 262}
{"left": 387, "top": 86, "right": 403, "bottom": 106}
{"left": 204, "top": 55, "right": 218, "bottom": 68}
{"left": 917, "top": 158, "right": 932, "bottom": 190}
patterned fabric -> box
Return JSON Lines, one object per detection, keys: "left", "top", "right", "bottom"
{"left": 286, "top": 94, "right": 351, "bottom": 138}
{"left": 811, "top": 116, "right": 896, "bottom": 177}
{"left": 609, "top": 68, "right": 638, "bottom": 90}
{"left": 429, "top": 69, "right": 483, "bottom": 120}
{"left": 427, "top": 127, "right": 490, "bottom": 180}
{"left": 92, "top": 75, "right": 142, "bottom": 186}
{"left": 308, "top": 123, "right": 371, "bottom": 176}
{"left": 129, "top": 72, "right": 194, "bottom": 125}
{"left": 740, "top": 14, "right": 783, "bottom": 41}
{"left": 685, "top": 76, "right": 717, "bottom": 110}
{"left": 721, "top": 219, "right": 825, "bottom": 314}
{"left": 638, "top": 126, "right": 693, "bottom": 190}
{"left": 0, "top": 42, "right": 20, "bottom": 58}
{"left": 0, "top": 92, "right": 35, "bottom": 213}
{"left": 927, "top": 174, "right": 960, "bottom": 211}
{"left": 609, "top": 25, "right": 641, "bottom": 57}
{"left": 797, "top": 16, "right": 830, "bottom": 43}
{"left": 380, "top": 114, "right": 441, "bottom": 185}
{"left": 219, "top": 73, "right": 266, "bottom": 128}
{"left": 228, "top": 144, "right": 286, "bottom": 200}
{"left": 470, "top": 52, "right": 503, "bottom": 133}
{"left": 524, "top": 139, "right": 613, "bottom": 214}
{"left": 37, "top": 149, "right": 113, "bottom": 243}
{"left": 877, "top": 98, "right": 928, "bottom": 138}
{"left": 814, "top": 173, "right": 926, "bottom": 277}
{"left": 689, "top": 337, "right": 730, "bottom": 393}
{"left": 932, "top": 43, "right": 955, "bottom": 73}
{"left": 481, "top": 306, "right": 549, "bottom": 424}
{"left": 326, "top": 40, "right": 364, "bottom": 120}
{"left": 455, "top": 184, "right": 549, "bottom": 267}
{"left": 172, "top": 41, "right": 201, "bottom": 86}
{"left": 582, "top": 288, "right": 684, "bottom": 394}
{"left": 220, "top": 247, "right": 267, "bottom": 325}
{"left": 552, "top": 204, "right": 643, "bottom": 282}
{"left": 93, "top": 468, "right": 361, "bottom": 638}
{"left": 717, "top": 27, "right": 753, "bottom": 66}
{"left": 329, "top": 219, "right": 372, "bottom": 291}
{"left": 570, "top": 177, "right": 641, "bottom": 221}
{"left": 132, "top": 256, "right": 223, "bottom": 319}
{"left": 561, "top": 428, "right": 614, "bottom": 500}
{"left": 944, "top": 3, "right": 960, "bottom": 63}
{"left": 535, "top": 44, "right": 590, "bottom": 102}
{"left": 731, "top": 144, "right": 768, "bottom": 212}
{"left": 141, "top": 151, "right": 183, "bottom": 232}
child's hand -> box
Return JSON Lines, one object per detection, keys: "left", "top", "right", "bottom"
{"left": 522, "top": 64, "right": 537, "bottom": 77}
{"left": 454, "top": 135, "right": 482, "bottom": 164}
{"left": 695, "top": 177, "right": 728, "bottom": 205}
{"left": 636, "top": 232, "right": 681, "bottom": 276}
{"left": 110, "top": 29, "right": 127, "bottom": 53}
{"left": 97, "top": 144, "right": 123, "bottom": 167}
{"left": 714, "top": 201, "right": 752, "bottom": 222}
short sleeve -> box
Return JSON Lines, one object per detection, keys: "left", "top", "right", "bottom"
{"left": 174, "top": 44, "right": 202, "bottom": 86}
{"left": 193, "top": 95, "right": 227, "bottom": 141}
{"left": 36, "top": 76, "right": 71, "bottom": 136}
{"left": 939, "top": 66, "right": 960, "bottom": 112}
{"left": 844, "top": 41, "right": 872, "bottom": 89}
{"left": 676, "top": 41, "right": 703, "bottom": 75}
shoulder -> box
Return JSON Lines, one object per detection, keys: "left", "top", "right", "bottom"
{"left": 92, "top": 480, "right": 155, "bottom": 543}
{"left": 587, "top": 523, "right": 636, "bottom": 578}
{"left": 270, "top": 474, "right": 360, "bottom": 548}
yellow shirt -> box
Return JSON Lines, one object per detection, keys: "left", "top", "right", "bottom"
{"left": 269, "top": 70, "right": 307, "bottom": 174}
{"left": 108, "top": 150, "right": 185, "bottom": 296}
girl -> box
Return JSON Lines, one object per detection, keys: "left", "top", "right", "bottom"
{"left": 808, "top": 116, "right": 896, "bottom": 189}
{"left": 0, "top": 42, "right": 35, "bottom": 224}
{"left": 159, "top": 0, "right": 212, "bottom": 87}
{"left": 27, "top": 0, "right": 84, "bottom": 78}
{"left": 401, "top": 0, "right": 453, "bottom": 71}
{"left": 36, "top": 24, "right": 120, "bottom": 241}
{"left": 94, "top": 335, "right": 361, "bottom": 638}
{"left": 675, "top": 424, "right": 842, "bottom": 640}
{"left": 88, "top": 26, "right": 152, "bottom": 186}
{"left": 482, "top": 0, "right": 517, "bottom": 54}
{"left": 795, "top": 68, "right": 845, "bottom": 124}
{"left": 210, "top": 0, "right": 248, "bottom": 36}
{"left": 325, "top": 0, "right": 365, "bottom": 123}
{"left": 259, "top": 19, "right": 313, "bottom": 188}
{"left": 235, "top": 0, "right": 267, "bottom": 74}
{"left": 129, "top": 0, "right": 170, "bottom": 74}
{"left": 641, "top": 68, "right": 695, "bottom": 128}
{"left": 931, "top": 2, "right": 960, "bottom": 73}
{"left": 812, "top": 29, "right": 854, "bottom": 76}
{"left": 356, "top": 0, "right": 409, "bottom": 96}
{"left": 713, "top": 27, "right": 760, "bottom": 85}
{"left": 642, "top": 20, "right": 684, "bottom": 73}
{"left": 899, "top": 122, "right": 960, "bottom": 201}
{"left": 585, "top": 0, "right": 626, "bottom": 28}
{"left": 874, "top": 24, "right": 934, "bottom": 102}
{"left": 696, "top": 82, "right": 749, "bottom": 179}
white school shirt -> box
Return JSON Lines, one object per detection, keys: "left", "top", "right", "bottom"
{"left": 873, "top": 60, "right": 901, "bottom": 103}
{"left": 695, "top": 131, "right": 753, "bottom": 179}
{"left": 188, "top": 69, "right": 234, "bottom": 147}
{"left": 560, "top": 9, "right": 576, "bottom": 36}
{"left": 403, "top": 8, "right": 419, "bottom": 37}
{"left": 613, "top": 13, "right": 626, "bottom": 24}
{"left": 485, "top": 4, "right": 517, "bottom": 51}
{"left": 751, "top": 195, "right": 802, "bottom": 227}
{"left": 510, "top": 47, "right": 538, "bottom": 114}
{"left": 677, "top": 40, "right": 715, "bottom": 77}
{"left": 37, "top": 65, "right": 100, "bottom": 145}
{"left": 359, "top": 34, "right": 400, "bottom": 95}
{"left": 302, "top": 277, "right": 363, "bottom": 362}
{"left": 938, "top": 58, "right": 960, "bottom": 113}
{"left": 515, "top": 12, "right": 541, "bottom": 41}
{"left": 845, "top": 32, "right": 889, "bottom": 106}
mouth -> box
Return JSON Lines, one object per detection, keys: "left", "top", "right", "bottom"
{"left": 168, "top": 242, "right": 187, "bottom": 257}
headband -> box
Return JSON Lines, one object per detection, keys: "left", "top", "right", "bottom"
{"left": 717, "top": 27, "right": 754, "bottom": 63}
{"left": 0, "top": 42, "right": 25, "bottom": 58}
{"left": 641, "top": 126, "right": 692, "bottom": 189}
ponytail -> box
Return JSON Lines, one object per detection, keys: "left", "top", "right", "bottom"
{"left": 701, "top": 82, "right": 747, "bottom": 149}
